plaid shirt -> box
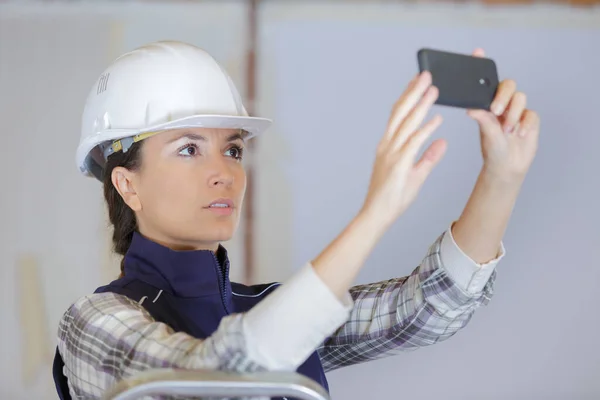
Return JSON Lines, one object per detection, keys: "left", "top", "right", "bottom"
{"left": 57, "top": 228, "right": 499, "bottom": 399}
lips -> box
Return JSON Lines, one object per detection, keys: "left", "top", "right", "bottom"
{"left": 205, "top": 198, "right": 234, "bottom": 216}
{"left": 208, "top": 199, "right": 233, "bottom": 208}
{"left": 206, "top": 198, "right": 234, "bottom": 209}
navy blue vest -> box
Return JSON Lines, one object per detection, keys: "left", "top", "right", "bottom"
{"left": 52, "top": 232, "right": 329, "bottom": 399}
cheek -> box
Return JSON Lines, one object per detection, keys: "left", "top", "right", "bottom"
{"left": 139, "top": 167, "right": 201, "bottom": 220}
{"left": 137, "top": 162, "right": 246, "bottom": 227}
{"left": 235, "top": 166, "right": 247, "bottom": 198}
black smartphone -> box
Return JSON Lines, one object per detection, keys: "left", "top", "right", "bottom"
{"left": 417, "top": 48, "right": 499, "bottom": 110}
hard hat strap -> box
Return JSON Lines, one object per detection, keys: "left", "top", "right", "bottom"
{"left": 103, "top": 131, "right": 161, "bottom": 160}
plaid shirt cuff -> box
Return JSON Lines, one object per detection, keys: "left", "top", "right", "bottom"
{"left": 440, "top": 222, "right": 505, "bottom": 294}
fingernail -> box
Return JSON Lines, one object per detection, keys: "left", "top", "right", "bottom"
{"left": 493, "top": 104, "right": 503, "bottom": 116}
{"left": 504, "top": 125, "right": 514, "bottom": 134}
{"left": 518, "top": 126, "right": 527, "bottom": 137}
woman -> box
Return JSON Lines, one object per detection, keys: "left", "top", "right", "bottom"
{"left": 53, "top": 41, "right": 539, "bottom": 399}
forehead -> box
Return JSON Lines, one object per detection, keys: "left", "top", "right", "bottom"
{"left": 156, "top": 128, "right": 247, "bottom": 143}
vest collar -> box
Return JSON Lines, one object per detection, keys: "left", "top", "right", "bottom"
{"left": 123, "top": 231, "right": 232, "bottom": 300}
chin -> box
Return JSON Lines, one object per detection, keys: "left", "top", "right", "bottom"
{"left": 196, "top": 221, "right": 237, "bottom": 243}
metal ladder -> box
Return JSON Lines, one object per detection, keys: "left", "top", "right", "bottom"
{"left": 102, "top": 369, "right": 331, "bottom": 400}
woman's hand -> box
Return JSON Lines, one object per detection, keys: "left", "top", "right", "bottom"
{"left": 360, "top": 71, "right": 447, "bottom": 229}
{"left": 467, "top": 48, "right": 540, "bottom": 183}
{"left": 451, "top": 48, "right": 541, "bottom": 264}
{"left": 311, "top": 71, "right": 446, "bottom": 299}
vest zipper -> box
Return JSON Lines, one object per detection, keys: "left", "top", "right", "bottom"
{"left": 212, "top": 252, "right": 231, "bottom": 314}
{"left": 214, "top": 254, "right": 287, "bottom": 400}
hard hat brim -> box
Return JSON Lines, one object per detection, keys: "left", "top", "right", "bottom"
{"left": 77, "top": 114, "right": 272, "bottom": 180}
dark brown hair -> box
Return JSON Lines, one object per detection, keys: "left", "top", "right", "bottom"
{"left": 102, "top": 141, "right": 144, "bottom": 278}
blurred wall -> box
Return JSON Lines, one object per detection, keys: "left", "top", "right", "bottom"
{"left": 1, "top": 1, "right": 599, "bottom": 400}
{"left": 0, "top": 2, "right": 250, "bottom": 399}
{"left": 256, "top": 3, "right": 600, "bottom": 400}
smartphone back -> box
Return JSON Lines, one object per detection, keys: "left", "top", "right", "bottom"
{"left": 417, "top": 48, "right": 499, "bottom": 110}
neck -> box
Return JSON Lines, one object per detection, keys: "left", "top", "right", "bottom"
{"left": 120, "top": 231, "right": 232, "bottom": 300}
{"left": 137, "top": 230, "right": 220, "bottom": 252}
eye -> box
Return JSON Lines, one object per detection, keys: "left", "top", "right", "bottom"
{"left": 225, "top": 145, "right": 244, "bottom": 161}
{"left": 178, "top": 143, "right": 199, "bottom": 157}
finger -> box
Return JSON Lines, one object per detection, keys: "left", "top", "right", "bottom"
{"left": 385, "top": 71, "right": 433, "bottom": 142}
{"left": 412, "top": 138, "right": 447, "bottom": 185}
{"left": 383, "top": 73, "right": 420, "bottom": 143}
{"left": 386, "top": 71, "right": 433, "bottom": 140}
{"left": 502, "top": 91, "right": 527, "bottom": 134}
{"left": 467, "top": 109, "right": 500, "bottom": 128}
{"left": 391, "top": 85, "right": 439, "bottom": 152}
{"left": 490, "top": 79, "right": 517, "bottom": 116}
{"left": 383, "top": 76, "right": 417, "bottom": 142}
{"left": 516, "top": 109, "right": 540, "bottom": 138}
{"left": 398, "top": 114, "right": 443, "bottom": 167}
{"left": 472, "top": 48, "right": 486, "bottom": 58}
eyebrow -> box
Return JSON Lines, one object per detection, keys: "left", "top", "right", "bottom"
{"left": 167, "top": 131, "right": 247, "bottom": 143}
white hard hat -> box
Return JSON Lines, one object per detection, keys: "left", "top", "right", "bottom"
{"left": 76, "top": 40, "right": 271, "bottom": 181}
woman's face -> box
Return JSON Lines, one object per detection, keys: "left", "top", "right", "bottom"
{"left": 113, "top": 127, "right": 247, "bottom": 251}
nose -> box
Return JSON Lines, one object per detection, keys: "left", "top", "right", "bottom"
{"left": 207, "top": 157, "right": 234, "bottom": 187}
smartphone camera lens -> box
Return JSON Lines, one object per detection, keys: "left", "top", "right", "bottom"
{"left": 479, "top": 77, "right": 491, "bottom": 87}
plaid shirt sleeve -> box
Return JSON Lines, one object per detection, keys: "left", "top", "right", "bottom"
{"left": 57, "top": 293, "right": 262, "bottom": 399}
{"left": 317, "top": 227, "right": 502, "bottom": 372}
{"left": 57, "top": 262, "right": 352, "bottom": 399}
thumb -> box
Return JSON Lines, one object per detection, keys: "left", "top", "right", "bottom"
{"left": 467, "top": 109, "right": 494, "bottom": 123}
{"left": 472, "top": 48, "right": 486, "bottom": 58}
{"left": 467, "top": 109, "right": 503, "bottom": 138}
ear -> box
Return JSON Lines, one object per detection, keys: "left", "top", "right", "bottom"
{"left": 111, "top": 166, "right": 142, "bottom": 212}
